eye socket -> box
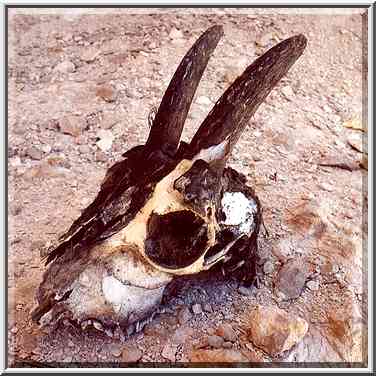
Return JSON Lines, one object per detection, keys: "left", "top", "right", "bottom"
{"left": 145, "top": 210, "right": 209, "bottom": 269}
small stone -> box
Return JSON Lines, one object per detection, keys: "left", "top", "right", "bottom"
{"left": 78, "top": 145, "right": 91, "bottom": 155}
{"left": 95, "top": 151, "right": 107, "bottom": 162}
{"left": 244, "top": 305, "right": 308, "bottom": 356}
{"left": 25, "top": 146, "right": 43, "bottom": 160}
{"left": 178, "top": 306, "right": 192, "bottom": 324}
{"left": 54, "top": 60, "right": 75, "bottom": 74}
{"left": 81, "top": 46, "right": 100, "bottom": 62}
{"left": 263, "top": 260, "right": 275, "bottom": 274}
{"left": 122, "top": 346, "right": 142, "bottom": 363}
{"left": 161, "top": 342, "right": 177, "bottom": 362}
{"left": 196, "top": 96, "right": 212, "bottom": 105}
{"left": 202, "top": 303, "right": 213, "bottom": 313}
{"left": 58, "top": 116, "right": 84, "bottom": 137}
{"left": 207, "top": 335, "right": 224, "bottom": 349}
{"left": 216, "top": 323, "right": 237, "bottom": 342}
{"left": 40, "top": 144, "right": 52, "bottom": 154}
{"left": 10, "top": 326, "right": 18, "bottom": 334}
{"left": 306, "top": 279, "right": 320, "bottom": 291}
{"left": 169, "top": 28, "right": 184, "bottom": 40}
{"left": 96, "top": 85, "right": 118, "bottom": 103}
{"left": 110, "top": 344, "right": 122, "bottom": 357}
{"left": 281, "top": 86, "right": 295, "bottom": 101}
{"left": 276, "top": 258, "right": 311, "bottom": 299}
{"left": 96, "top": 129, "right": 114, "bottom": 152}
{"left": 192, "top": 303, "right": 203, "bottom": 315}
{"left": 238, "top": 286, "right": 254, "bottom": 296}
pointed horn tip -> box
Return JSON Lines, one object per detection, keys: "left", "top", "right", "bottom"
{"left": 291, "top": 34, "right": 308, "bottom": 51}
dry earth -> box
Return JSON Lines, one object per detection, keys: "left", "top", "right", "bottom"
{"left": 7, "top": 8, "right": 368, "bottom": 368}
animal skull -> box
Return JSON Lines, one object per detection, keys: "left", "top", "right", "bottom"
{"left": 32, "top": 25, "right": 307, "bottom": 336}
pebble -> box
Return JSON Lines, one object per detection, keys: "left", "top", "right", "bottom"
{"left": 263, "top": 260, "right": 275, "bottom": 274}
{"left": 25, "top": 146, "right": 43, "bottom": 160}
{"left": 40, "top": 144, "right": 52, "bottom": 154}
{"left": 59, "top": 116, "right": 83, "bottom": 137}
{"left": 223, "top": 341, "right": 233, "bottom": 349}
{"left": 54, "top": 60, "right": 75, "bottom": 74}
{"left": 78, "top": 145, "right": 91, "bottom": 155}
{"left": 96, "top": 129, "right": 114, "bottom": 151}
{"left": 216, "top": 323, "right": 237, "bottom": 342}
{"left": 306, "top": 279, "right": 320, "bottom": 291}
{"left": 169, "top": 27, "right": 184, "bottom": 40}
{"left": 207, "top": 335, "right": 224, "bottom": 349}
{"left": 96, "top": 85, "right": 118, "bottom": 103}
{"left": 192, "top": 303, "right": 203, "bottom": 315}
{"left": 95, "top": 151, "right": 107, "bottom": 163}
{"left": 196, "top": 96, "right": 212, "bottom": 105}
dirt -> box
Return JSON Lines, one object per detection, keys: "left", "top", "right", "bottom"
{"left": 7, "top": 8, "right": 367, "bottom": 368}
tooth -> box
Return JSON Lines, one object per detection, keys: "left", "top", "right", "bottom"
{"left": 204, "top": 237, "right": 240, "bottom": 269}
{"left": 135, "top": 320, "right": 141, "bottom": 333}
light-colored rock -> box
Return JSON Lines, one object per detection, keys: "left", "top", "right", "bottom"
{"left": 58, "top": 116, "right": 84, "bottom": 137}
{"left": 54, "top": 60, "right": 75, "bottom": 74}
{"left": 96, "top": 129, "right": 114, "bottom": 152}
{"left": 169, "top": 28, "right": 184, "bottom": 40}
{"left": 263, "top": 260, "right": 275, "bottom": 274}
{"left": 192, "top": 303, "right": 203, "bottom": 315}
{"left": 306, "top": 279, "right": 320, "bottom": 291}
{"left": 245, "top": 305, "right": 309, "bottom": 356}
{"left": 25, "top": 146, "right": 43, "bottom": 160}
{"left": 196, "top": 96, "right": 212, "bottom": 105}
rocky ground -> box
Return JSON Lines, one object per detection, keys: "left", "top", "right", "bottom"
{"left": 7, "top": 8, "right": 368, "bottom": 368}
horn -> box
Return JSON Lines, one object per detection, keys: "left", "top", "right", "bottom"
{"left": 145, "top": 25, "right": 223, "bottom": 157}
{"left": 188, "top": 34, "right": 307, "bottom": 162}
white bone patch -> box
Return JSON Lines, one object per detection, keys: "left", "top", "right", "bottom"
{"left": 102, "top": 275, "right": 128, "bottom": 305}
{"left": 221, "top": 191, "right": 258, "bottom": 234}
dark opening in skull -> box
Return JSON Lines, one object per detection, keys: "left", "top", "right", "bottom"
{"left": 145, "top": 210, "right": 209, "bottom": 269}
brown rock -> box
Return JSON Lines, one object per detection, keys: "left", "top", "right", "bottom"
{"left": 189, "top": 349, "right": 249, "bottom": 363}
{"left": 58, "top": 116, "right": 84, "bottom": 137}
{"left": 216, "top": 323, "right": 237, "bottom": 342}
{"left": 276, "top": 258, "right": 311, "bottom": 299}
{"left": 244, "top": 305, "right": 308, "bottom": 356}
{"left": 25, "top": 146, "right": 43, "bottom": 160}
{"left": 122, "top": 346, "right": 142, "bottom": 363}
{"left": 96, "top": 85, "right": 118, "bottom": 103}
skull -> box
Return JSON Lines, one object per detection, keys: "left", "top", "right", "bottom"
{"left": 31, "top": 26, "right": 307, "bottom": 335}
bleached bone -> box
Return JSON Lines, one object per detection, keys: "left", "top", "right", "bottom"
{"left": 31, "top": 25, "right": 307, "bottom": 333}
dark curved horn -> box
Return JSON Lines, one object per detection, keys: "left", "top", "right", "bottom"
{"left": 188, "top": 34, "right": 307, "bottom": 162}
{"left": 145, "top": 25, "right": 224, "bottom": 157}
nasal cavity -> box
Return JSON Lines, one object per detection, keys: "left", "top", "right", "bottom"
{"left": 145, "top": 210, "right": 208, "bottom": 269}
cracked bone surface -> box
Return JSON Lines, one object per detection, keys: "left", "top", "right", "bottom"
{"left": 32, "top": 25, "right": 306, "bottom": 333}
